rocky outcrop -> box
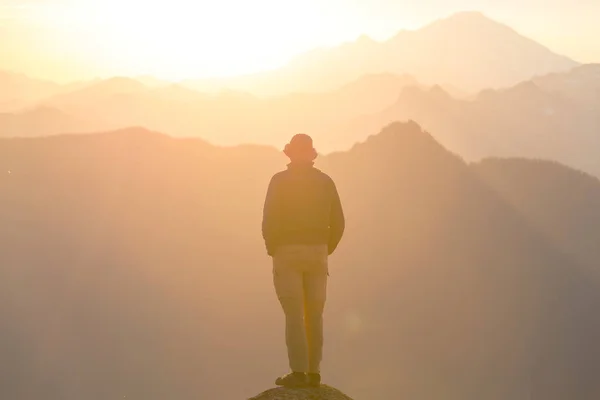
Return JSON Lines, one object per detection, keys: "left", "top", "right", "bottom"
{"left": 248, "top": 385, "right": 354, "bottom": 400}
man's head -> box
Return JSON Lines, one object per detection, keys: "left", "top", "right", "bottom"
{"left": 284, "top": 133, "right": 318, "bottom": 162}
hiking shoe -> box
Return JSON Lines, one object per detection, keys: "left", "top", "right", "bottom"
{"left": 275, "top": 372, "right": 308, "bottom": 388}
{"left": 307, "top": 373, "right": 321, "bottom": 387}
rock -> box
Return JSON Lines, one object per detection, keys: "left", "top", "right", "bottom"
{"left": 248, "top": 385, "right": 354, "bottom": 400}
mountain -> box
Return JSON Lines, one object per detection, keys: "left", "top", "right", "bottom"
{"left": 0, "top": 106, "right": 103, "bottom": 137}
{"left": 0, "top": 70, "right": 61, "bottom": 112}
{"left": 472, "top": 157, "right": 600, "bottom": 268}
{"left": 1, "top": 122, "right": 599, "bottom": 400}
{"left": 0, "top": 70, "right": 96, "bottom": 112}
{"left": 25, "top": 73, "right": 418, "bottom": 145}
{"left": 135, "top": 75, "right": 173, "bottom": 88}
{"left": 43, "top": 77, "right": 150, "bottom": 111}
{"left": 330, "top": 64, "right": 600, "bottom": 177}
{"left": 7, "top": 64, "right": 598, "bottom": 179}
{"left": 532, "top": 63, "right": 600, "bottom": 107}
{"left": 182, "top": 11, "right": 578, "bottom": 96}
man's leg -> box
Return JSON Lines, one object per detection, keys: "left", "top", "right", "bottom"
{"left": 273, "top": 246, "right": 309, "bottom": 374}
{"left": 303, "top": 245, "right": 329, "bottom": 374}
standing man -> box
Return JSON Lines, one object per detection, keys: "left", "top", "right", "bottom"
{"left": 262, "top": 133, "right": 345, "bottom": 388}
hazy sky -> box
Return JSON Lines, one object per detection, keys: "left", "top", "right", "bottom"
{"left": 0, "top": 0, "right": 598, "bottom": 81}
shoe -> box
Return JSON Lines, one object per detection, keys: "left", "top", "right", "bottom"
{"left": 275, "top": 372, "right": 309, "bottom": 388}
{"left": 307, "top": 373, "right": 321, "bottom": 387}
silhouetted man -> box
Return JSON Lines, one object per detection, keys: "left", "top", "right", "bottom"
{"left": 262, "top": 133, "right": 345, "bottom": 388}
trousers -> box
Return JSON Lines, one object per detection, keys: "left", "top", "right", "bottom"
{"left": 273, "top": 244, "right": 329, "bottom": 373}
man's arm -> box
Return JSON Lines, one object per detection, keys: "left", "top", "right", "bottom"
{"left": 262, "top": 175, "right": 279, "bottom": 256}
{"left": 328, "top": 180, "right": 345, "bottom": 255}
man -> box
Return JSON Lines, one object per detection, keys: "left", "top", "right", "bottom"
{"left": 262, "top": 133, "right": 345, "bottom": 388}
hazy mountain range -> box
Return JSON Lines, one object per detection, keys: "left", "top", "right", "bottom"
{"left": 182, "top": 11, "right": 579, "bottom": 95}
{"left": 331, "top": 63, "right": 600, "bottom": 176}
{"left": 0, "top": 72, "right": 424, "bottom": 144}
{"left": 0, "top": 106, "right": 102, "bottom": 138}
{"left": 1, "top": 11, "right": 598, "bottom": 180}
{"left": 2, "top": 7, "right": 600, "bottom": 400}
{"left": 1, "top": 122, "right": 599, "bottom": 400}
{"left": 0, "top": 70, "right": 61, "bottom": 112}
{"left": 0, "top": 70, "right": 92, "bottom": 113}
{"left": 2, "top": 64, "right": 598, "bottom": 177}
{"left": 0, "top": 11, "right": 582, "bottom": 104}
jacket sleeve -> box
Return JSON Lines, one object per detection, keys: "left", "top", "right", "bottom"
{"left": 328, "top": 180, "right": 345, "bottom": 255}
{"left": 262, "top": 175, "right": 279, "bottom": 256}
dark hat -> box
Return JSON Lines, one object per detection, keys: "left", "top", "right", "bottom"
{"left": 284, "top": 133, "right": 317, "bottom": 161}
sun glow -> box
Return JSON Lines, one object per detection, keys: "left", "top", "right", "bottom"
{"left": 31, "top": 0, "right": 349, "bottom": 80}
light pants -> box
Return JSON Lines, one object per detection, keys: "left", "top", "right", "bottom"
{"left": 273, "top": 244, "right": 328, "bottom": 374}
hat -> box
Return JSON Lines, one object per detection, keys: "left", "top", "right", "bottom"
{"left": 283, "top": 133, "right": 318, "bottom": 161}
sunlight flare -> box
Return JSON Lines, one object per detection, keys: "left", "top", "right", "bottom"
{"left": 30, "top": 0, "right": 340, "bottom": 79}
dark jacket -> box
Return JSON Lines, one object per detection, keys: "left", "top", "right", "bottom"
{"left": 262, "top": 163, "right": 345, "bottom": 256}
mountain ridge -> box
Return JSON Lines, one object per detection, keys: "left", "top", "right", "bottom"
{"left": 2, "top": 122, "right": 600, "bottom": 399}
{"left": 327, "top": 64, "right": 600, "bottom": 176}
{"left": 182, "top": 11, "right": 579, "bottom": 95}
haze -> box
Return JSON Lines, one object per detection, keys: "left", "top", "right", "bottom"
{"left": 1, "top": 0, "right": 599, "bottom": 81}
{"left": 2, "top": 1, "right": 600, "bottom": 399}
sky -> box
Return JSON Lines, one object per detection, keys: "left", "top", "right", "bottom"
{"left": 0, "top": 0, "right": 599, "bottom": 82}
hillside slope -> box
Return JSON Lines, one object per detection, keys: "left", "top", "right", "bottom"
{"left": 1, "top": 122, "right": 599, "bottom": 400}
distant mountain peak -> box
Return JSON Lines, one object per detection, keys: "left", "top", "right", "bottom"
{"left": 439, "top": 10, "right": 507, "bottom": 26}
{"left": 337, "top": 72, "right": 418, "bottom": 93}
{"left": 355, "top": 34, "right": 376, "bottom": 44}
{"left": 353, "top": 120, "right": 454, "bottom": 159}
{"left": 48, "top": 126, "right": 215, "bottom": 149}
{"left": 182, "top": 10, "right": 579, "bottom": 96}
{"left": 325, "top": 120, "right": 467, "bottom": 182}
{"left": 421, "top": 10, "right": 519, "bottom": 36}
{"left": 376, "top": 120, "right": 443, "bottom": 146}
{"left": 509, "top": 80, "right": 542, "bottom": 93}
{"left": 476, "top": 79, "right": 539, "bottom": 99}
{"left": 396, "top": 84, "right": 443, "bottom": 103}
{"left": 22, "top": 105, "right": 69, "bottom": 117}
{"left": 40, "top": 76, "right": 148, "bottom": 107}
{"left": 393, "top": 12, "right": 493, "bottom": 36}
{"left": 96, "top": 76, "right": 146, "bottom": 91}
{"left": 446, "top": 10, "right": 489, "bottom": 21}
{"left": 576, "top": 63, "right": 600, "bottom": 73}
{"left": 429, "top": 84, "right": 453, "bottom": 98}
{"left": 92, "top": 126, "right": 167, "bottom": 139}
